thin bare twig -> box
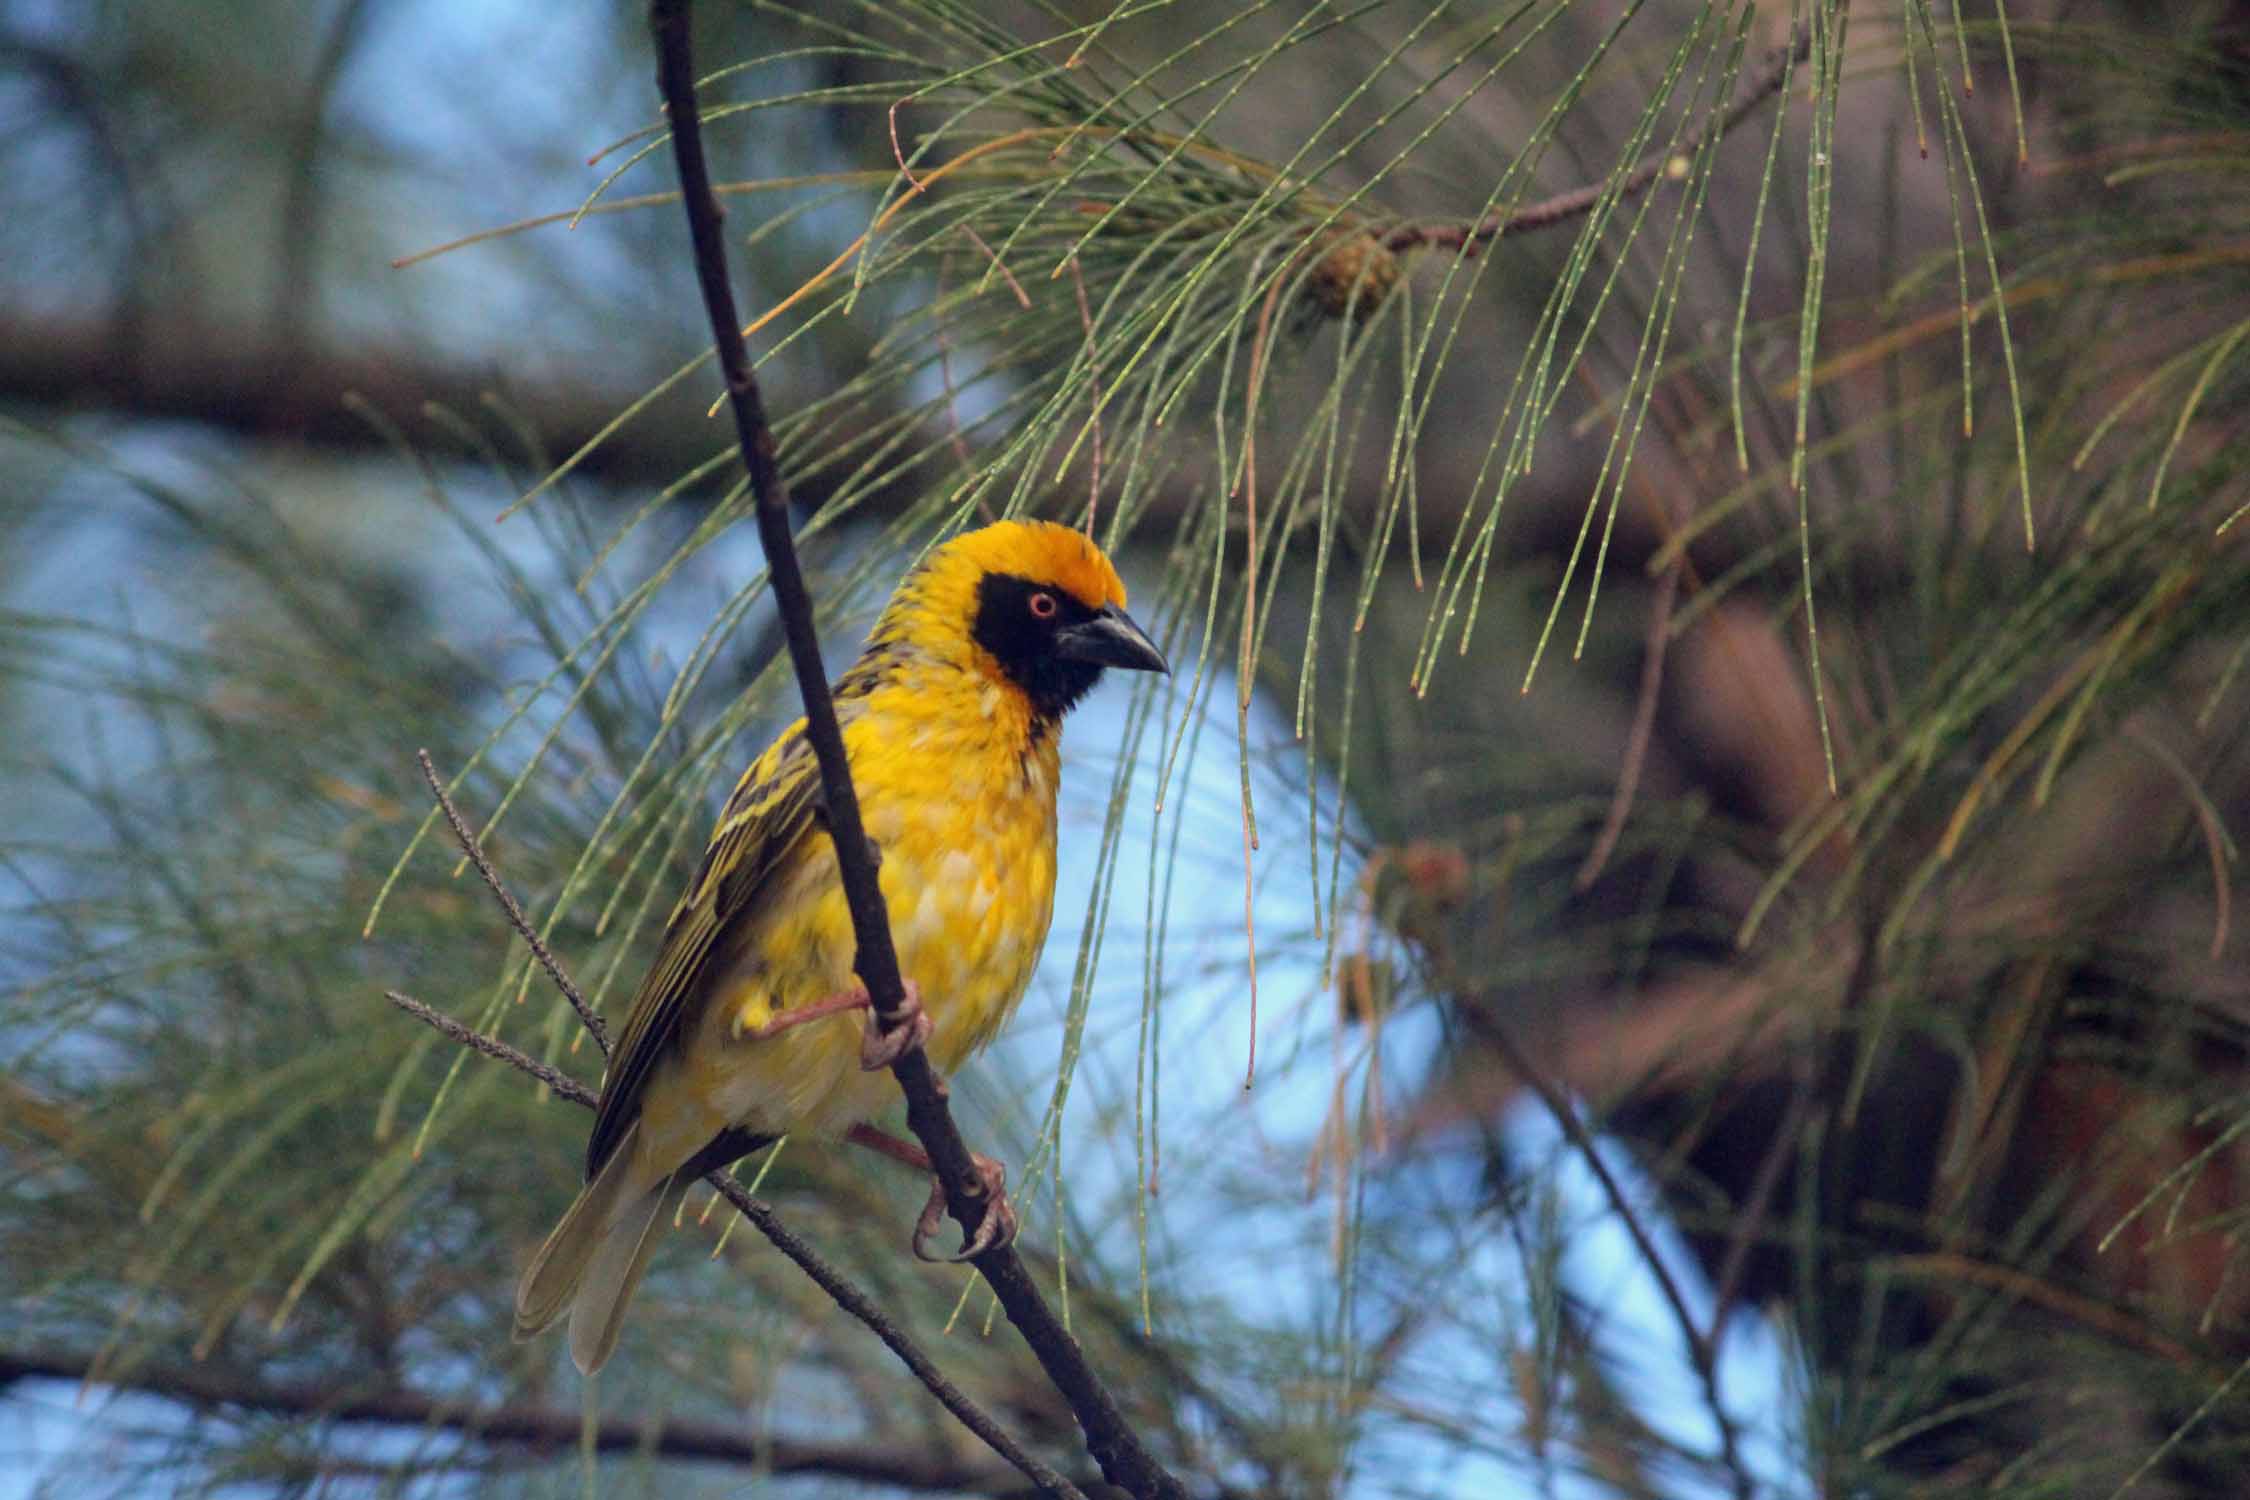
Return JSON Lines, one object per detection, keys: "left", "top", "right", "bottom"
{"left": 1470, "top": 1012, "right": 1755, "bottom": 1499}
{"left": 647, "top": 6, "right": 1186, "bottom": 1494}
{"left": 1574, "top": 553, "right": 1683, "bottom": 891}
{"left": 930, "top": 254, "right": 1001, "bottom": 524}
{"left": 1704, "top": 1058, "right": 1810, "bottom": 1346}
{"left": 1383, "top": 34, "right": 1812, "bottom": 257}
{"left": 2125, "top": 721, "right": 2234, "bottom": 960}
{"left": 415, "top": 748, "right": 607, "bottom": 1054}
{"left": 386, "top": 991, "right": 594, "bottom": 1105}
{"left": 889, "top": 95, "right": 1029, "bottom": 307}
{"left": 384, "top": 991, "right": 1087, "bottom": 1500}
{"left": 933, "top": 261, "right": 976, "bottom": 475}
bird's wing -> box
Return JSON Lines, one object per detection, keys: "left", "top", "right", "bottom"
{"left": 585, "top": 722, "right": 822, "bottom": 1177}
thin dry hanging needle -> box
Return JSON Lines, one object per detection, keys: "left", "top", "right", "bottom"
{"left": 1237, "top": 474, "right": 1261, "bottom": 1089}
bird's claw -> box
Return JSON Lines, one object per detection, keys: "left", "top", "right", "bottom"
{"left": 911, "top": 1153, "right": 1018, "bottom": 1262}
{"left": 858, "top": 979, "right": 931, "bottom": 1071}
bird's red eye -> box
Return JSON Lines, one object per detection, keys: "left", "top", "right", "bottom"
{"left": 1028, "top": 591, "right": 1058, "bottom": 620}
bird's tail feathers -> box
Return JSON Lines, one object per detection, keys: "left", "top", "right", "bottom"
{"left": 515, "top": 1119, "right": 670, "bottom": 1372}
{"left": 565, "top": 1172, "right": 680, "bottom": 1376}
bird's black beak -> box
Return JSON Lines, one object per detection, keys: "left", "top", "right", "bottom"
{"left": 1053, "top": 604, "right": 1169, "bottom": 675}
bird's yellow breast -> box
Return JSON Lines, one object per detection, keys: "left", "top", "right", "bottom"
{"left": 673, "top": 662, "right": 1060, "bottom": 1143}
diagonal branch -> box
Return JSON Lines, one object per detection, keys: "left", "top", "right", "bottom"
{"left": 0, "top": 1345, "right": 1066, "bottom": 1497}
{"left": 416, "top": 749, "right": 607, "bottom": 1054}
{"left": 384, "top": 990, "right": 1086, "bottom": 1500}
{"left": 1383, "top": 32, "right": 1813, "bottom": 256}
{"left": 646, "top": 3, "right": 1186, "bottom": 1496}
{"left": 1465, "top": 1006, "right": 1755, "bottom": 1500}
{"left": 386, "top": 991, "right": 596, "bottom": 1105}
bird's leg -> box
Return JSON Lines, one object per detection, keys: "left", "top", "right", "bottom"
{"left": 745, "top": 983, "right": 875, "bottom": 1040}
{"left": 743, "top": 978, "right": 929, "bottom": 1067}
{"left": 844, "top": 1122, "right": 1020, "bottom": 1262}
{"left": 844, "top": 1122, "right": 931, "bottom": 1170}
{"left": 856, "top": 978, "right": 932, "bottom": 1071}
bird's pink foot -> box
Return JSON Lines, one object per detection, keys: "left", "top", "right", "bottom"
{"left": 912, "top": 1152, "right": 1017, "bottom": 1263}
{"left": 858, "top": 979, "right": 931, "bottom": 1071}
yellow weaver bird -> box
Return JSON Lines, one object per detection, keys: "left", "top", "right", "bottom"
{"left": 515, "top": 520, "right": 1167, "bottom": 1374}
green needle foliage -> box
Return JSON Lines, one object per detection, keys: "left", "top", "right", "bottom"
{"left": 7, "top": 0, "right": 2250, "bottom": 1496}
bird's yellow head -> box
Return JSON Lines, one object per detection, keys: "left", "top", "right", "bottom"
{"left": 861, "top": 520, "right": 1168, "bottom": 719}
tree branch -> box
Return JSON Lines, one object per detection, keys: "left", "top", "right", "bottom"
{"left": 385, "top": 991, "right": 596, "bottom": 1104}
{"left": 646, "top": 4, "right": 1185, "bottom": 1494}
{"left": 1462, "top": 1007, "right": 1755, "bottom": 1500}
{"left": 0, "top": 1346, "right": 1066, "bottom": 1497}
{"left": 384, "top": 989, "right": 1087, "bottom": 1500}
{"left": 414, "top": 750, "right": 607, "bottom": 1054}
{"left": 1383, "top": 32, "right": 1811, "bottom": 256}
{"left": 0, "top": 311, "right": 732, "bottom": 489}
